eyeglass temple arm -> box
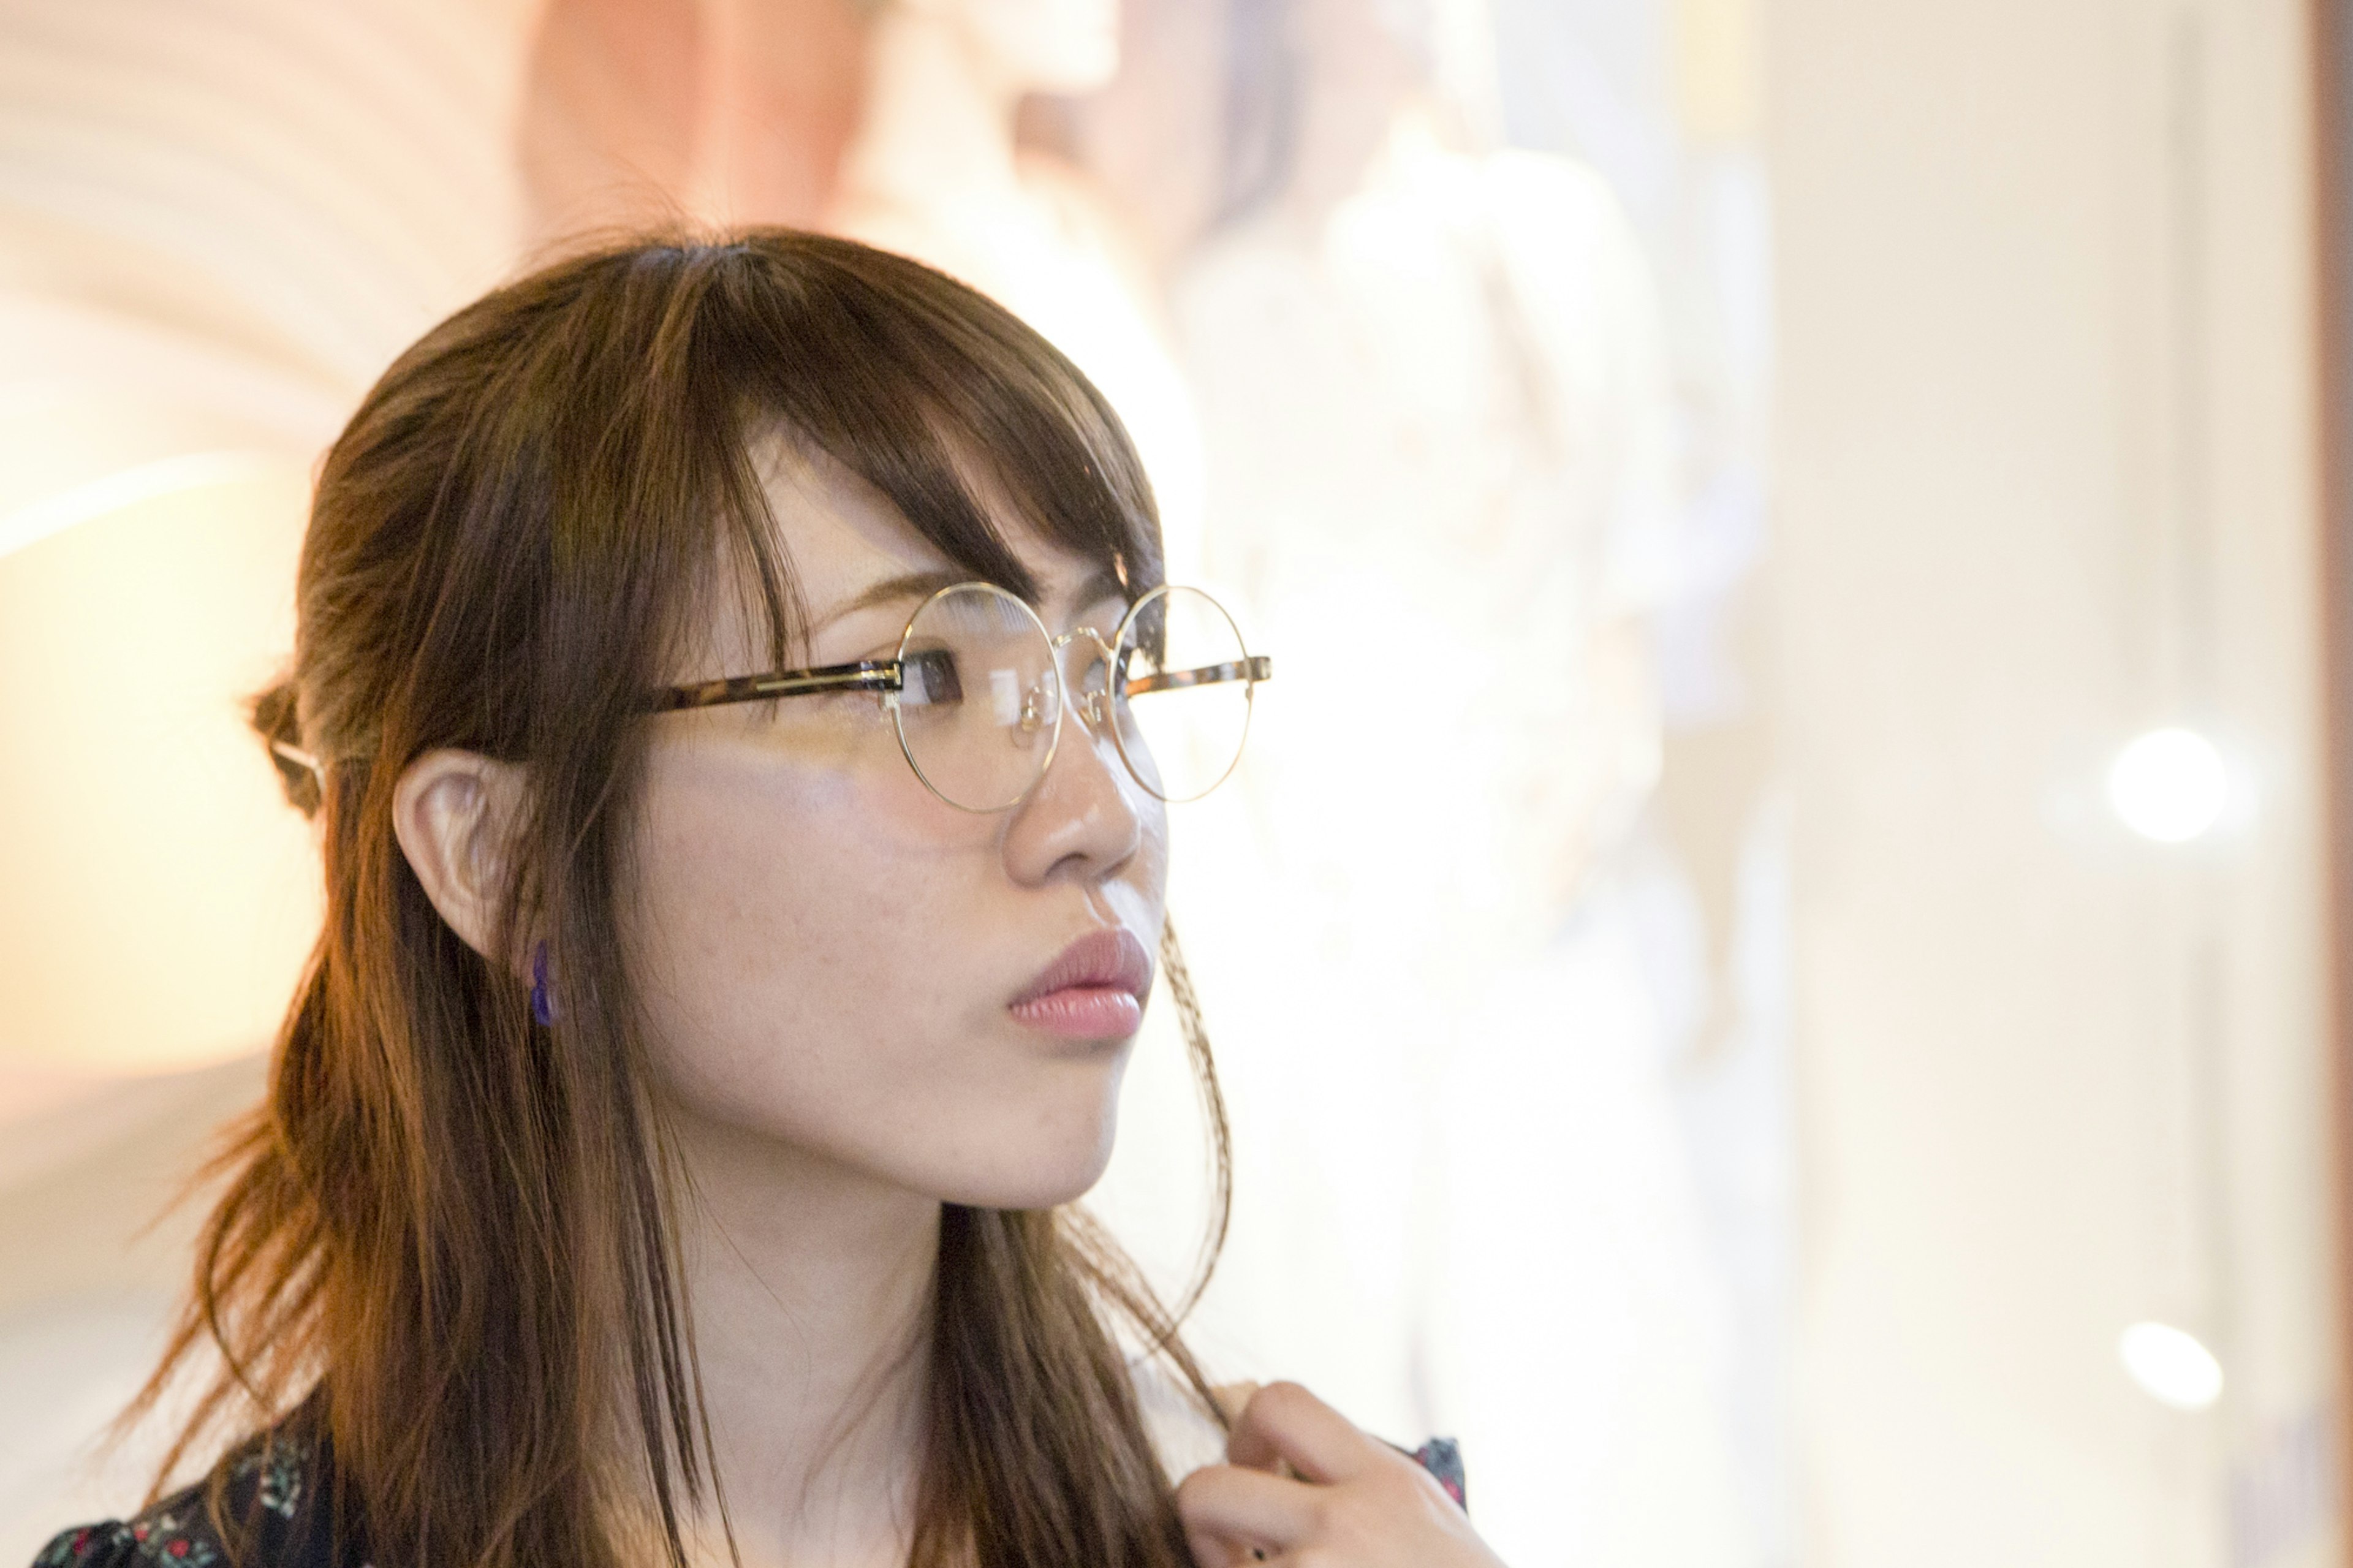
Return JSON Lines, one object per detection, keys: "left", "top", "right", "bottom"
{"left": 1123, "top": 654, "right": 1273, "bottom": 697}
{"left": 650, "top": 659, "right": 902, "bottom": 713}
{"left": 655, "top": 648, "right": 1273, "bottom": 711}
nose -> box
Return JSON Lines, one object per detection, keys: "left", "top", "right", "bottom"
{"left": 999, "top": 633, "right": 1149, "bottom": 887}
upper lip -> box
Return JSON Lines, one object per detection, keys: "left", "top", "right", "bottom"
{"left": 1012, "top": 928, "right": 1154, "bottom": 1006}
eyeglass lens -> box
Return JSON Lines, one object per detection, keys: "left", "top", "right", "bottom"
{"left": 1113, "top": 586, "right": 1256, "bottom": 804}
{"left": 889, "top": 582, "right": 1258, "bottom": 811}
{"left": 893, "top": 583, "right": 1063, "bottom": 812}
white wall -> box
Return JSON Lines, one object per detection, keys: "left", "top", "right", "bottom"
{"left": 1767, "top": 0, "right": 2340, "bottom": 1563}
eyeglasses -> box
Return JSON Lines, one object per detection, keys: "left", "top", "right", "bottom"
{"left": 650, "top": 581, "right": 1273, "bottom": 812}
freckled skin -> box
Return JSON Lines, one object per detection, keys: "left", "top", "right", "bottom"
{"left": 627, "top": 438, "right": 1169, "bottom": 1211}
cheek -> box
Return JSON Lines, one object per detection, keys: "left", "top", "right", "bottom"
{"left": 623, "top": 740, "right": 1144, "bottom": 1207}
{"left": 629, "top": 744, "right": 950, "bottom": 1112}
{"left": 1106, "top": 798, "right": 1170, "bottom": 935}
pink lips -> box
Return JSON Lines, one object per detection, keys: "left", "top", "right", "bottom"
{"left": 1009, "top": 928, "right": 1154, "bottom": 1040}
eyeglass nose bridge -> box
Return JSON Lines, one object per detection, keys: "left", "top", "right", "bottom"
{"left": 978, "top": 629, "right": 1114, "bottom": 739}
{"left": 1050, "top": 626, "right": 1120, "bottom": 730}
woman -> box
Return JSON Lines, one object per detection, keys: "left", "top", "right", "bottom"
{"left": 31, "top": 232, "right": 1499, "bottom": 1568}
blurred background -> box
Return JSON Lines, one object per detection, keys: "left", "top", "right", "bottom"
{"left": 0, "top": 0, "right": 2342, "bottom": 1564}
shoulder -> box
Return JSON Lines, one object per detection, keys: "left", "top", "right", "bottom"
{"left": 34, "top": 1493, "right": 224, "bottom": 1568}
{"left": 31, "top": 1426, "right": 348, "bottom": 1568}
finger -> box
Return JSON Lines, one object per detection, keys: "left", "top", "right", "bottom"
{"left": 1211, "top": 1380, "right": 1262, "bottom": 1428}
{"left": 1183, "top": 1528, "right": 1287, "bottom": 1568}
{"left": 1175, "top": 1461, "right": 1322, "bottom": 1555}
{"left": 1181, "top": 1527, "right": 1245, "bottom": 1568}
{"left": 1227, "top": 1381, "right": 1378, "bottom": 1485}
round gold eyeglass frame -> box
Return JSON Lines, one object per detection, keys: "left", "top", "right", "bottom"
{"left": 648, "top": 581, "right": 1273, "bottom": 813}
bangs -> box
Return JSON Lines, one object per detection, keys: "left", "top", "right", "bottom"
{"left": 687, "top": 234, "right": 1165, "bottom": 665}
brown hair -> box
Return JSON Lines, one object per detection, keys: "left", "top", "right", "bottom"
{"left": 132, "top": 230, "right": 1232, "bottom": 1568}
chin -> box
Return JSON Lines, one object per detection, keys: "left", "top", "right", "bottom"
{"left": 939, "top": 1088, "right": 1123, "bottom": 1211}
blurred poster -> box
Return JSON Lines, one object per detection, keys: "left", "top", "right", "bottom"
{"left": 0, "top": 2, "right": 1792, "bottom": 1564}
{"left": 0, "top": 0, "right": 528, "bottom": 1550}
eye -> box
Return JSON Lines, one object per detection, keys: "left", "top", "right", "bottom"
{"left": 900, "top": 646, "right": 965, "bottom": 706}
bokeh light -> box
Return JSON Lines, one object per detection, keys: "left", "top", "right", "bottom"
{"left": 2106, "top": 727, "right": 2230, "bottom": 844}
{"left": 2118, "top": 1321, "right": 2225, "bottom": 1411}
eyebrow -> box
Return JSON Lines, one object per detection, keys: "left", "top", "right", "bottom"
{"left": 814, "top": 565, "right": 1133, "bottom": 633}
{"left": 816, "top": 569, "right": 970, "bottom": 630}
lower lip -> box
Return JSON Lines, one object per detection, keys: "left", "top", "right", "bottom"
{"left": 1009, "top": 986, "right": 1143, "bottom": 1040}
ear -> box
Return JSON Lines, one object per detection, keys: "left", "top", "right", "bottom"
{"left": 392, "top": 749, "right": 529, "bottom": 962}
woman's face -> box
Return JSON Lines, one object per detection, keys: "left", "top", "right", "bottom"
{"left": 625, "top": 439, "right": 1167, "bottom": 1210}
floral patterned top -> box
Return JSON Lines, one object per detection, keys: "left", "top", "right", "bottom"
{"left": 32, "top": 1426, "right": 355, "bottom": 1568}
{"left": 1409, "top": 1437, "right": 1468, "bottom": 1511}
{"left": 32, "top": 1426, "right": 1464, "bottom": 1567}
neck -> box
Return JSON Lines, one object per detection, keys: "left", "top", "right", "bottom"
{"left": 666, "top": 1110, "right": 941, "bottom": 1566}
{"left": 838, "top": 6, "right": 1024, "bottom": 210}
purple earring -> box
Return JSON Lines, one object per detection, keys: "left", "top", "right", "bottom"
{"left": 530, "top": 941, "right": 557, "bottom": 1026}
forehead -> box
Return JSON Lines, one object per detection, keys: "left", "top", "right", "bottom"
{"left": 748, "top": 432, "right": 1118, "bottom": 622}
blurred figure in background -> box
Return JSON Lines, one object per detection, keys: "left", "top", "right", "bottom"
{"left": 827, "top": 0, "right": 1207, "bottom": 577}
{"left": 1074, "top": 1, "right": 1756, "bottom": 1562}
{"left": 522, "top": 0, "right": 1207, "bottom": 575}
{"left": 521, "top": 0, "right": 863, "bottom": 240}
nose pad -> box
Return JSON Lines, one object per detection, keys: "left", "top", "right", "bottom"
{"left": 1053, "top": 629, "right": 1118, "bottom": 737}
{"left": 1017, "top": 683, "right": 1051, "bottom": 734}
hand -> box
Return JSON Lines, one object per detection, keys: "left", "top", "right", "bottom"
{"left": 1173, "top": 1382, "right": 1508, "bottom": 1568}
